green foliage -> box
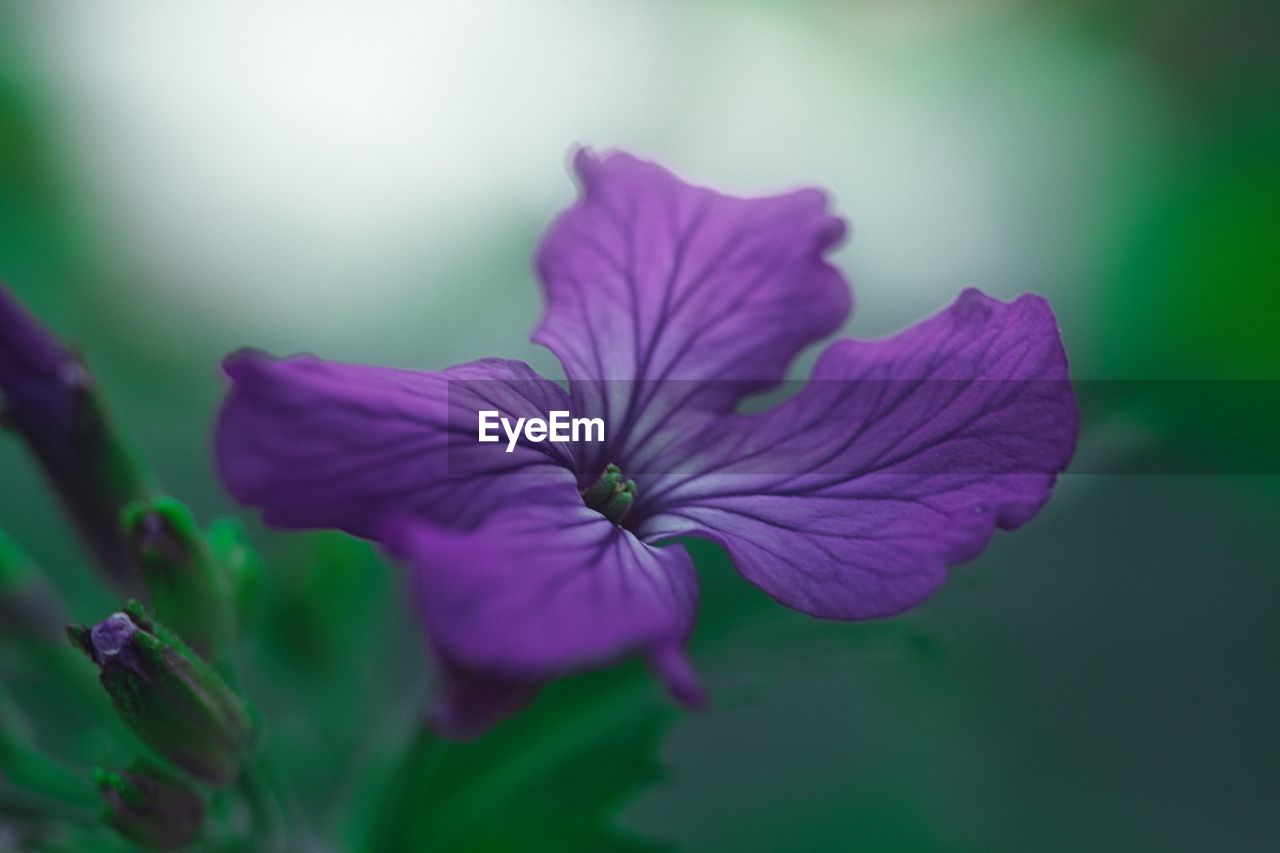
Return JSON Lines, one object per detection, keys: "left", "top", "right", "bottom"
{"left": 1104, "top": 128, "right": 1280, "bottom": 380}
{"left": 365, "top": 665, "right": 672, "bottom": 852}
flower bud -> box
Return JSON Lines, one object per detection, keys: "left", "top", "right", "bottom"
{"left": 0, "top": 284, "right": 152, "bottom": 593}
{"left": 124, "top": 498, "right": 232, "bottom": 660}
{"left": 68, "top": 602, "right": 253, "bottom": 785}
{"left": 96, "top": 758, "right": 205, "bottom": 850}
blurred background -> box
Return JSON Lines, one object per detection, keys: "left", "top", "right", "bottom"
{"left": 1, "top": 0, "right": 1276, "bottom": 850}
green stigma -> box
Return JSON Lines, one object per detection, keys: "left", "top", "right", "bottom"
{"left": 582, "top": 464, "right": 637, "bottom": 525}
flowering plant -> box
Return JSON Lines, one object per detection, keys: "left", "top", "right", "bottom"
{"left": 0, "top": 149, "right": 1076, "bottom": 848}
{"left": 215, "top": 151, "right": 1077, "bottom": 738}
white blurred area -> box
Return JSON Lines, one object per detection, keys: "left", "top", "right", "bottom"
{"left": 16, "top": 0, "right": 1166, "bottom": 362}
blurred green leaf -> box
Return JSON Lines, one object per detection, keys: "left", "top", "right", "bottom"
{"left": 1104, "top": 127, "right": 1280, "bottom": 379}
{"left": 364, "top": 665, "right": 672, "bottom": 852}
{"left": 1101, "top": 123, "right": 1280, "bottom": 493}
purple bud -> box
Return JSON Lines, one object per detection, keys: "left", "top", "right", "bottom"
{"left": 0, "top": 283, "right": 152, "bottom": 593}
{"left": 88, "top": 612, "right": 139, "bottom": 664}
{"left": 123, "top": 497, "right": 233, "bottom": 660}
{"left": 69, "top": 602, "right": 254, "bottom": 785}
{"left": 0, "top": 285, "right": 85, "bottom": 441}
{"left": 96, "top": 759, "right": 205, "bottom": 850}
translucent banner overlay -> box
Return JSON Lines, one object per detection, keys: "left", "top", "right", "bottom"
{"left": 444, "top": 379, "right": 1280, "bottom": 476}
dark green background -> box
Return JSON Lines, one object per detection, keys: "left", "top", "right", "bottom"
{"left": 2, "top": 2, "right": 1277, "bottom": 850}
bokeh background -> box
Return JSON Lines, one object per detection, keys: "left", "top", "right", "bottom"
{"left": 1, "top": 1, "right": 1277, "bottom": 850}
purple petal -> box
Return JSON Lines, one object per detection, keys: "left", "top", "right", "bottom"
{"left": 534, "top": 150, "right": 850, "bottom": 471}
{"left": 215, "top": 351, "right": 576, "bottom": 538}
{"left": 641, "top": 289, "right": 1078, "bottom": 619}
{"left": 89, "top": 612, "right": 140, "bottom": 665}
{"left": 384, "top": 495, "right": 702, "bottom": 722}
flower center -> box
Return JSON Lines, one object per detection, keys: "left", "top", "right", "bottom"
{"left": 581, "top": 463, "right": 636, "bottom": 525}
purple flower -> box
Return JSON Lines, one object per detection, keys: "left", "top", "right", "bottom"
{"left": 215, "top": 151, "right": 1077, "bottom": 738}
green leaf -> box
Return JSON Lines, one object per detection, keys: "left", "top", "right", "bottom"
{"left": 363, "top": 663, "right": 673, "bottom": 853}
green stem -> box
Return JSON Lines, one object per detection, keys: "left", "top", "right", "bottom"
{"left": 238, "top": 758, "right": 286, "bottom": 850}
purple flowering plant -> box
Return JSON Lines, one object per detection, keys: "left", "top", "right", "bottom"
{"left": 215, "top": 151, "right": 1078, "bottom": 738}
